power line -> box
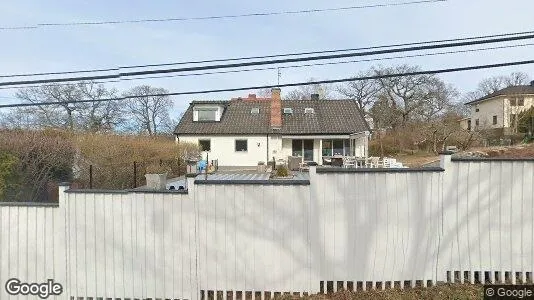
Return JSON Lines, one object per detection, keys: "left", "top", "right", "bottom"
{"left": 2, "top": 32, "right": 534, "bottom": 87}
{"left": 0, "top": 0, "right": 446, "bottom": 30}
{"left": 3, "top": 29, "right": 533, "bottom": 78}
{"left": 1, "top": 59, "right": 533, "bottom": 109}
{"left": 0, "top": 42, "right": 532, "bottom": 91}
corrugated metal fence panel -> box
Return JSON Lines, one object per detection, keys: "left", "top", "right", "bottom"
{"left": 3, "top": 158, "right": 534, "bottom": 299}
{"left": 314, "top": 170, "right": 443, "bottom": 288}
{"left": 0, "top": 201, "right": 67, "bottom": 300}
{"left": 440, "top": 160, "right": 534, "bottom": 284}
{"left": 64, "top": 191, "right": 195, "bottom": 300}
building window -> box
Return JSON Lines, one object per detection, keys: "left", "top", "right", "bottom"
{"left": 235, "top": 140, "right": 248, "bottom": 152}
{"left": 475, "top": 119, "right": 479, "bottom": 126}
{"left": 199, "top": 139, "right": 211, "bottom": 151}
{"left": 518, "top": 98, "right": 525, "bottom": 106}
{"left": 475, "top": 108, "right": 480, "bottom": 112}
{"left": 196, "top": 108, "right": 218, "bottom": 121}
{"left": 292, "top": 139, "right": 303, "bottom": 157}
{"left": 493, "top": 115, "right": 498, "bottom": 125}
{"left": 510, "top": 98, "right": 517, "bottom": 106}
{"left": 467, "top": 120, "right": 471, "bottom": 131}
{"left": 321, "top": 140, "right": 332, "bottom": 156}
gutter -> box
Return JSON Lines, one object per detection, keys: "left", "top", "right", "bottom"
{"left": 266, "top": 133, "right": 269, "bottom": 163}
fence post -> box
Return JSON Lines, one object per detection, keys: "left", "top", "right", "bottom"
{"left": 205, "top": 152, "right": 209, "bottom": 180}
{"left": 89, "top": 165, "right": 93, "bottom": 189}
{"left": 133, "top": 161, "right": 137, "bottom": 188}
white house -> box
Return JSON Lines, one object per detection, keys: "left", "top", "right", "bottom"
{"left": 465, "top": 81, "right": 534, "bottom": 133}
{"left": 174, "top": 88, "right": 371, "bottom": 167}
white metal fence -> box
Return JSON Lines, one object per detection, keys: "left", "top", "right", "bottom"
{"left": 1, "top": 154, "right": 534, "bottom": 299}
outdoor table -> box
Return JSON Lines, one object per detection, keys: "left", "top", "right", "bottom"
{"left": 331, "top": 155, "right": 344, "bottom": 167}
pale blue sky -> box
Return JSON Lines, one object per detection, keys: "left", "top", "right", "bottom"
{"left": 1, "top": 0, "right": 533, "bottom": 117}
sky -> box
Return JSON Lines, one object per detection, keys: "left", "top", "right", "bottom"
{"left": 1, "top": 0, "right": 534, "bottom": 118}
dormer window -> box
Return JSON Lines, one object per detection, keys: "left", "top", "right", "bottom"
{"left": 194, "top": 106, "right": 220, "bottom": 122}
{"left": 304, "top": 108, "right": 315, "bottom": 114}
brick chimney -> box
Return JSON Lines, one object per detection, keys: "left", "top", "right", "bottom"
{"left": 270, "top": 88, "right": 282, "bottom": 128}
{"left": 248, "top": 94, "right": 257, "bottom": 100}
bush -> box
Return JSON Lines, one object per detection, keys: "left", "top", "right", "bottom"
{"left": 74, "top": 133, "right": 199, "bottom": 189}
{"left": 0, "top": 129, "right": 75, "bottom": 202}
{"left": 275, "top": 165, "right": 290, "bottom": 177}
{"left": 0, "top": 151, "right": 19, "bottom": 200}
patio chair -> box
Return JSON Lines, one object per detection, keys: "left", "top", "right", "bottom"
{"left": 343, "top": 157, "right": 356, "bottom": 168}
{"left": 369, "top": 156, "right": 382, "bottom": 168}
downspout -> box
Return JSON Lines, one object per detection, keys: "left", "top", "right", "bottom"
{"left": 266, "top": 133, "right": 269, "bottom": 163}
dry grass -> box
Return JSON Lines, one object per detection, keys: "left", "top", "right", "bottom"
{"left": 276, "top": 284, "right": 483, "bottom": 300}
{"left": 73, "top": 133, "right": 199, "bottom": 189}
{"left": 394, "top": 152, "right": 440, "bottom": 168}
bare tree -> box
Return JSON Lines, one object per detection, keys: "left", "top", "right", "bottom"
{"left": 123, "top": 85, "right": 173, "bottom": 135}
{"left": 7, "top": 81, "right": 123, "bottom": 131}
{"left": 284, "top": 78, "right": 334, "bottom": 100}
{"left": 464, "top": 72, "right": 531, "bottom": 102}
{"left": 76, "top": 82, "right": 123, "bottom": 132}
{"left": 372, "top": 65, "right": 457, "bottom": 127}
{"left": 337, "top": 69, "right": 380, "bottom": 113}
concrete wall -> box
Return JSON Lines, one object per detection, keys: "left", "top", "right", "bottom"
{"left": 2, "top": 155, "right": 534, "bottom": 299}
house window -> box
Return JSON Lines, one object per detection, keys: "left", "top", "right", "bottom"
{"left": 332, "top": 140, "right": 344, "bottom": 156}
{"left": 475, "top": 108, "right": 480, "bottom": 112}
{"left": 493, "top": 115, "right": 498, "bottom": 125}
{"left": 199, "top": 139, "right": 211, "bottom": 151}
{"left": 196, "top": 108, "right": 218, "bottom": 121}
{"left": 467, "top": 120, "right": 471, "bottom": 131}
{"left": 292, "top": 139, "right": 303, "bottom": 157}
{"left": 475, "top": 119, "right": 479, "bottom": 126}
{"left": 322, "top": 140, "right": 332, "bottom": 156}
{"left": 235, "top": 140, "right": 248, "bottom": 152}
{"left": 251, "top": 107, "right": 260, "bottom": 115}
{"left": 510, "top": 98, "right": 517, "bottom": 106}
{"left": 518, "top": 98, "right": 525, "bottom": 106}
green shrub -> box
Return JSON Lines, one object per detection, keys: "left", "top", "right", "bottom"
{"left": 276, "top": 165, "right": 290, "bottom": 177}
{"left": 0, "top": 151, "right": 19, "bottom": 200}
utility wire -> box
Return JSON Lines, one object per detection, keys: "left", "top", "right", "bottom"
{"left": 1, "top": 42, "right": 530, "bottom": 91}
{"left": 2, "top": 29, "right": 533, "bottom": 78}
{"left": 1, "top": 59, "right": 533, "bottom": 109}
{"left": 0, "top": 0, "right": 446, "bottom": 30}
{"left": 2, "top": 32, "right": 534, "bottom": 87}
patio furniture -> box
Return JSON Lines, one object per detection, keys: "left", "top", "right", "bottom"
{"left": 299, "top": 161, "right": 312, "bottom": 172}
{"left": 343, "top": 157, "right": 356, "bottom": 168}
{"left": 369, "top": 157, "right": 382, "bottom": 168}
{"left": 322, "top": 157, "right": 332, "bottom": 166}
{"left": 288, "top": 156, "right": 302, "bottom": 171}
{"left": 331, "top": 155, "right": 344, "bottom": 167}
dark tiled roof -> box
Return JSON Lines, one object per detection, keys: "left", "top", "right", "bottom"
{"left": 466, "top": 85, "right": 534, "bottom": 105}
{"left": 174, "top": 99, "right": 369, "bottom": 135}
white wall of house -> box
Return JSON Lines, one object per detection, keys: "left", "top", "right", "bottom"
{"left": 470, "top": 95, "right": 534, "bottom": 130}
{"left": 178, "top": 135, "right": 269, "bottom": 167}
{"left": 178, "top": 133, "right": 369, "bottom": 167}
